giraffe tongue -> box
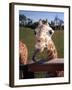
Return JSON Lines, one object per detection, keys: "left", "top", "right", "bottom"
{"left": 32, "top": 49, "right": 40, "bottom": 63}
{"left": 36, "top": 59, "right": 45, "bottom": 64}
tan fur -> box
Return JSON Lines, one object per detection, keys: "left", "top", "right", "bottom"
{"left": 19, "top": 41, "right": 28, "bottom": 64}
{"left": 35, "top": 20, "right": 58, "bottom": 60}
{"left": 47, "top": 40, "right": 57, "bottom": 60}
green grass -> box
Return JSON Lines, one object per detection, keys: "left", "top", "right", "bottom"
{"left": 19, "top": 27, "right": 35, "bottom": 60}
{"left": 52, "top": 30, "right": 64, "bottom": 58}
{"left": 19, "top": 27, "right": 64, "bottom": 61}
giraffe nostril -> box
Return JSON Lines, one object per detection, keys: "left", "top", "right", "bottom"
{"left": 37, "top": 39, "right": 41, "bottom": 42}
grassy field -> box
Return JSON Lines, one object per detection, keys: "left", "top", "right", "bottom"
{"left": 52, "top": 29, "right": 64, "bottom": 58}
{"left": 19, "top": 27, "right": 64, "bottom": 61}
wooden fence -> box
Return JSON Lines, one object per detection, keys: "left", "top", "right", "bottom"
{"left": 19, "top": 58, "right": 64, "bottom": 79}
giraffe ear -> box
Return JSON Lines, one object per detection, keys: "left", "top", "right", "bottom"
{"left": 46, "top": 19, "right": 49, "bottom": 26}
{"left": 39, "top": 19, "right": 43, "bottom": 26}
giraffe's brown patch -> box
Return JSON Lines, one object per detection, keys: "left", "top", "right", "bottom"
{"left": 19, "top": 41, "right": 28, "bottom": 64}
{"left": 47, "top": 40, "right": 58, "bottom": 60}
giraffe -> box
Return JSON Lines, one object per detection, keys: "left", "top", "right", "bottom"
{"left": 19, "top": 41, "right": 28, "bottom": 64}
{"left": 32, "top": 19, "right": 58, "bottom": 63}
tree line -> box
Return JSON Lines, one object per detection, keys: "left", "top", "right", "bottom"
{"left": 19, "top": 14, "right": 64, "bottom": 30}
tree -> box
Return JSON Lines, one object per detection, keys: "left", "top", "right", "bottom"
{"left": 54, "top": 15, "right": 64, "bottom": 30}
{"left": 27, "top": 18, "right": 33, "bottom": 25}
{"left": 59, "top": 20, "right": 64, "bottom": 30}
{"left": 51, "top": 21, "right": 54, "bottom": 26}
{"left": 19, "top": 14, "right": 27, "bottom": 26}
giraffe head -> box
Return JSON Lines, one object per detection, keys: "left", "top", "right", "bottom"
{"left": 35, "top": 19, "right": 54, "bottom": 52}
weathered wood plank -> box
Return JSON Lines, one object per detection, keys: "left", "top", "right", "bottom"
{"left": 27, "top": 58, "right": 64, "bottom": 64}
{"left": 20, "top": 58, "right": 64, "bottom": 72}
{"left": 20, "top": 58, "right": 64, "bottom": 78}
{"left": 28, "top": 63, "right": 64, "bottom": 72}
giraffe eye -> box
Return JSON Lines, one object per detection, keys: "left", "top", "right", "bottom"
{"left": 49, "top": 30, "right": 52, "bottom": 35}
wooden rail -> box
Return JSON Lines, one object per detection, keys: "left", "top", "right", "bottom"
{"left": 19, "top": 58, "right": 64, "bottom": 79}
